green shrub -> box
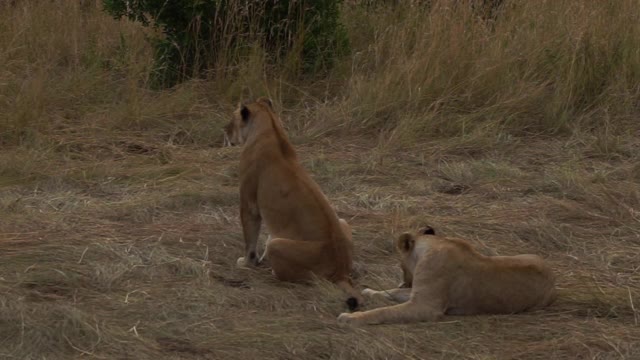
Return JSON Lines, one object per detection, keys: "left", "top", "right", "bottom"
{"left": 103, "top": 0, "right": 348, "bottom": 87}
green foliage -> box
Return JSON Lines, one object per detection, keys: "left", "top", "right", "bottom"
{"left": 102, "top": 0, "right": 348, "bottom": 87}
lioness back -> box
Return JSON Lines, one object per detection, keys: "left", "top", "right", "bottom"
{"left": 446, "top": 250, "right": 556, "bottom": 315}
{"left": 256, "top": 162, "right": 340, "bottom": 243}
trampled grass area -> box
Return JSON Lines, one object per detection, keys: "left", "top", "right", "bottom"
{"left": 1, "top": 1, "right": 639, "bottom": 359}
{"left": 2, "top": 135, "right": 639, "bottom": 359}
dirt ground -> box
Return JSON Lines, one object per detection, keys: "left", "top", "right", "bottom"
{"left": 1, "top": 128, "right": 639, "bottom": 359}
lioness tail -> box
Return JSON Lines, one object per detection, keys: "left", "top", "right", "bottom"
{"left": 336, "top": 279, "right": 363, "bottom": 311}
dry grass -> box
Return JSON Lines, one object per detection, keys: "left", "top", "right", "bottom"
{"left": 341, "top": 0, "right": 640, "bottom": 139}
{"left": 2, "top": 136, "right": 639, "bottom": 359}
{"left": 2, "top": 0, "right": 640, "bottom": 359}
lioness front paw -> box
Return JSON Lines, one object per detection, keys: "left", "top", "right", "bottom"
{"left": 236, "top": 257, "right": 248, "bottom": 268}
{"left": 337, "top": 312, "right": 357, "bottom": 325}
{"left": 237, "top": 254, "right": 260, "bottom": 268}
{"left": 362, "top": 288, "right": 379, "bottom": 297}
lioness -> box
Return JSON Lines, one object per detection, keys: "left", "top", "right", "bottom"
{"left": 224, "top": 97, "right": 363, "bottom": 309}
{"left": 338, "top": 226, "right": 556, "bottom": 325}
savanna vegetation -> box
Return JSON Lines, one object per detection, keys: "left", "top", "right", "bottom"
{"left": 1, "top": 1, "right": 639, "bottom": 358}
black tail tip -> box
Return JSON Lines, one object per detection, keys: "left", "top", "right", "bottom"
{"left": 346, "top": 297, "right": 359, "bottom": 311}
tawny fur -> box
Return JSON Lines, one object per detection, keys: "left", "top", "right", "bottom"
{"left": 224, "top": 97, "right": 363, "bottom": 306}
{"left": 338, "top": 227, "right": 556, "bottom": 325}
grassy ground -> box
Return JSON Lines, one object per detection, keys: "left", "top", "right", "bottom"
{"left": 1, "top": 1, "right": 640, "bottom": 359}
{"left": 2, "top": 131, "right": 639, "bottom": 359}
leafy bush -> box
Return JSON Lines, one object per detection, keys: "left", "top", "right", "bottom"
{"left": 103, "top": 0, "right": 348, "bottom": 87}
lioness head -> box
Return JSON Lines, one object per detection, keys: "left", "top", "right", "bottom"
{"left": 395, "top": 226, "right": 435, "bottom": 253}
{"left": 395, "top": 226, "right": 436, "bottom": 288}
{"left": 223, "top": 97, "right": 274, "bottom": 146}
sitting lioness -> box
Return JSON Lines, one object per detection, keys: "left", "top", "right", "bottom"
{"left": 338, "top": 226, "right": 556, "bottom": 325}
{"left": 224, "top": 97, "right": 363, "bottom": 309}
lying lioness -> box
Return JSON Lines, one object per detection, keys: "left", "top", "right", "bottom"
{"left": 338, "top": 226, "right": 556, "bottom": 325}
{"left": 224, "top": 97, "right": 363, "bottom": 309}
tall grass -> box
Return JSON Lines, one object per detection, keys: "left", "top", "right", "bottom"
{"left": 342, "top": 0, "right": 640, "bottom": 140}
{"left": 0, "top": 1, "right": 153, "bottom": 146}
{"left": 1, "top": 0, "right": 639, "bottom": 147}
{"left": 103, "top": 0, "right": 346, "bottom": 87}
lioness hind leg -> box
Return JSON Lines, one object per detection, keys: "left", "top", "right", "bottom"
{"left": 265, "top": 237, "right": 363, "bottom": 307}
{"left": 337, "top": 301, "right": 442, "bottom": 326}
{"left": 362, "top": 288, "right": 412, "bottom": 303}
{"left": 263, "top": 238, "right": 326, "bottom": 282}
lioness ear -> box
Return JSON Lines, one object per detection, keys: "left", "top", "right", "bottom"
{"left": 396, "top": 233, "right": 415, "bottom": 252}
{"left": 256, "top": 97, "right": 273, "bottom": 109}
{"left": 240, "top": 105, "right": 250, "bottom": 123}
